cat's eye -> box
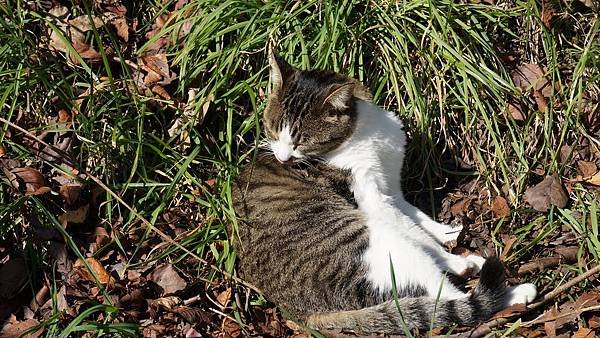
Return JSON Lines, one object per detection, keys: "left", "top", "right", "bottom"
{"left": 299, "top": 132, "right": 309, "bottom": 143}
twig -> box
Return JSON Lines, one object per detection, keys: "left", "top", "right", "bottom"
{"left": 456, "top": 263, "right": 600, "bottom": 338}
{"left": 522, "top": 305, "right": 600, "bottom": 326}
{"left": 0, "top": 117, "right": 262, "bottom": 294}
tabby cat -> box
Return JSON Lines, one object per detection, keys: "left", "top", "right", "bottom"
{"left": 231, "top": 53, "right": 537, "bottom": 334}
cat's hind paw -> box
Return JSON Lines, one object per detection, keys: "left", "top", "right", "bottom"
{"left": 504, "top": 283, "right": 537, "bottom": 306}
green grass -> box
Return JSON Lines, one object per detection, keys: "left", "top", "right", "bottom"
{"left": 0, "top": 0, "right": 598, "bottom": 336}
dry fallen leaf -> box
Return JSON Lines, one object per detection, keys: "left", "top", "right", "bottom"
{"left": 507, "top": 101, "right": 526, "bottom": 121}
{"left": 541, "top": 0, "right": 555, "bottom": 29}
{"left": 572, "top": 327, "right": 595, "bottom": 338}
{"left": 0, "top": 257, "right": 28, "bottom": 299}
{"left": 500, "top": 235, "right": 517, "bottom": 261}
{"left": 148, "top": 263, "right": 187, "bottom": 295}
{"left": 512, "top": 64, "right": 553, "bottom": 97}
{"left": 450, "top": 198, "right": 471, "bottom": 217}
{"left": 10, "top": 167, "right": 50, "bottom": 195}
{"left": 577, "top": 161, "right": 597, "bottom": 178}
{"left": 491, "top": 196, "right": 511, "bottom": 218}
{"left": 524, "top": 174, "right": 568, "bottom": 211}
{"left": 0, "top": 316, "right": 42, "bottom": 338}
{"left": 584, "top": 172, "right": 600, "bottom": 186}
{"left": 554, "top": 292, "right": 600, "bottom": 329}
{"left": 58, "top": 204, "right": 89, "bottom": 227}
{"left": 110, "top": 17, "right": 129, "bottom": 42}
{"left": 0, "top": 145, "right": 5, "bottom": 157}
{"left": 73, "top": 257, "right": 114, "bottom": 286}
{"left": 216, "top": 288, "right": 231, "bottom": 307}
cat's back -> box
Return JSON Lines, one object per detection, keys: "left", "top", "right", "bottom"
{"left": 231, "top": 155, "right": 375, "bottom": 317}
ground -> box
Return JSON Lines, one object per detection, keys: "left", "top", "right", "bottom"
{"left": 0, "top": 0, "right": 599, "bottom": 337}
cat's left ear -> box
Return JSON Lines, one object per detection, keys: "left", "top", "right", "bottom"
{"left": 323, "top": 82, "right": 371, "bottom": 110}
{"left": 269, "top": 51, "right": 294, "bottom": 94}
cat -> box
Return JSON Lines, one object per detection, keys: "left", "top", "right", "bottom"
{"left": 231, "top": 53, "right": 537, "bottom": 334}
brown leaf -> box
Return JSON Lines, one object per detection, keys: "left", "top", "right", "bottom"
{"left": 491, "top": 196, "right": 511, "bottom": 218}
{"left": 589, "top": 315, "right": 600, "bottom": 329}
{"left": 73, "top": 257, "right": 114, "bottom": 286}
{"left": 216, "top": 288, "right": 231, "bottom": 307}
{"left": 450, "top": 198, "right": 471, "bottom": 217}
{"left": 512, "top": 64, "right": 553, "bottom": 97}
{"left": 533, "top": 89, "right": 548, "bottom": 113}
{"left": 148, "top": 263, "right": 186, "bottom": 295}
{"left": 222, "top": 317, "right": 241, "bottom": 338}
{"left": 72, "top": 41, "right": 102, "bottom": 60}
{"left": 555, "top": 292, "right": 600, "bottom": 328}
{"left": 0, "top": 145, "right": 5, "bottom": 157}
{"left": 524, "top": 174, "right": 568, "bottom": 211}
{"left": 11, "top": 167, "right": 49, "bottom": 195}
{"left": 150, "top": 296, "right": 182, "bottom": 311}
{"left": 151, "top": 85, "right": 171, "bottom": 100}
{"left": 0, "top": 317, "right": 42, "bottom": 338}
{"left": 500, "top": 235, "right": 517, "bottom": 261}
{"left": 491, "top": 303, "right": 527, "bottom": 319}
{"left": 541, "top": 0, "right": 555, "bottom": 29}
{"left": 58, "top": 204, "right": 89, "bottom": 227}
{"left": 0, "top": 257, "right": 28, "bottom": 299}
{"left": 59, "top": 185, "right": 82, "bottom": 206}
{"left": 585, "top": 171, "right": 600, "bottom": 186}
{"left": 110, "top": 17, "right": 129, "bottom": 42}
{"left": 544, "top": 307, "right": 557, "bottom": 337}
{"left": 572, "top": 328, "right": 595, "bottom": 338}
{"left": 174, "top": 306, "right": 212, "bottom": 324}
{"left": 578, "top": 161, "right": 598, "bottom": 178}
{"left": 554, "top": 246, "right": 579, "bottom": 261}
{"left": 507, "top": 101, "right": 526, "bottom": 121}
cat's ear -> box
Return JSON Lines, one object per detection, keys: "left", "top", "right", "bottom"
{"left": 323, "top": 83, "right": 355, "bottom": 110}
{"left": 323, "top": 82, "right": 372, "bottom": 110}
{"left": 269, "top": 51, "right": 294, "bottom": 93}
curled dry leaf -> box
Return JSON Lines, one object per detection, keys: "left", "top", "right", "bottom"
{"left": 10, "top": 167, "right": 50, "bottom": 195}
{"left": 578, "top": 161, "right": 598, "bottom": 178}
{"left": 148, "top": 263, "right": 187, "bottom": 295}
{"left": 507, "top": 101, "right": 526, "bottom": 121}
{"left": 512, "top": 64, "right": 553, "bottom": 97}
{"left": 174, "top": 306, "right": 212, "bottom": 324}
{"left": 150, "top": 296, "right": 182, "bottom": 311}
{"left": 524, "top": 174, "right": 568, "bottom": 212}
{"left": 73, "top": 257, "right": 114, "bottom": 287}
{"left": 216, "top": 287, "right": 231, "bottom": 307}
{"left": 0, "top": 316, "right": 42, "bottom": 338}
{"left": 0, "top": 145, "right": 5, "bottom": 157}
{"left": 572, "top": 327, "right": 595, "bottom": 338}
{"left": 58, "top": 204, "right": 89, "bottom": 227}
{"left": 491, "top": 196, "right": 511, "bottom": 218}
{"left": 0, "top": 257, "right": 28, "bottom": 299}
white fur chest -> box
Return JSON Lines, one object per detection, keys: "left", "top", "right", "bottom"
{"left": 326, "top": 101, "right": 437, "bottom": 293}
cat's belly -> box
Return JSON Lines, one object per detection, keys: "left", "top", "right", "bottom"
{"left": 361, "top": 210, "right": 446, "bottom": 295}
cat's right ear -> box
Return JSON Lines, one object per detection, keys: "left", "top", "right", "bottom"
{"left": 269, "top": 51, "right": 294, "bottom": 94}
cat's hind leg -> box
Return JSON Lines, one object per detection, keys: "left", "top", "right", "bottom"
{"left": 395, "top": 197, "right": 463, "bottom": 244}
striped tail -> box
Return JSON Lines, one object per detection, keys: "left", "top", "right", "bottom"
{"left": 306, "top": 257, "right": 507, "bottom": 335}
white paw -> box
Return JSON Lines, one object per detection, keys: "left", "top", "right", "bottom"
{"left": 505, "top": 283, "right": 537, "bottom": 306}
{"left": 466, "top": 255, "right": 486, "bottom": 271}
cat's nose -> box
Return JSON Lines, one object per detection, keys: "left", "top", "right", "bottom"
{"left": 274, "top": 153, "right": 294, "bottom": 164}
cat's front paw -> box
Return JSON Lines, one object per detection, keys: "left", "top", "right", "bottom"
{"left": 438, "top": 224, "right": 463, "bottom": 246}
{"left": 458, "top": 255, "right": 486, "bottom": 278}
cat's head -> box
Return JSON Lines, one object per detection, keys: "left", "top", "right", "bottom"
{"left": 263, "top": 53, "right": 371, "bottom": 163}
